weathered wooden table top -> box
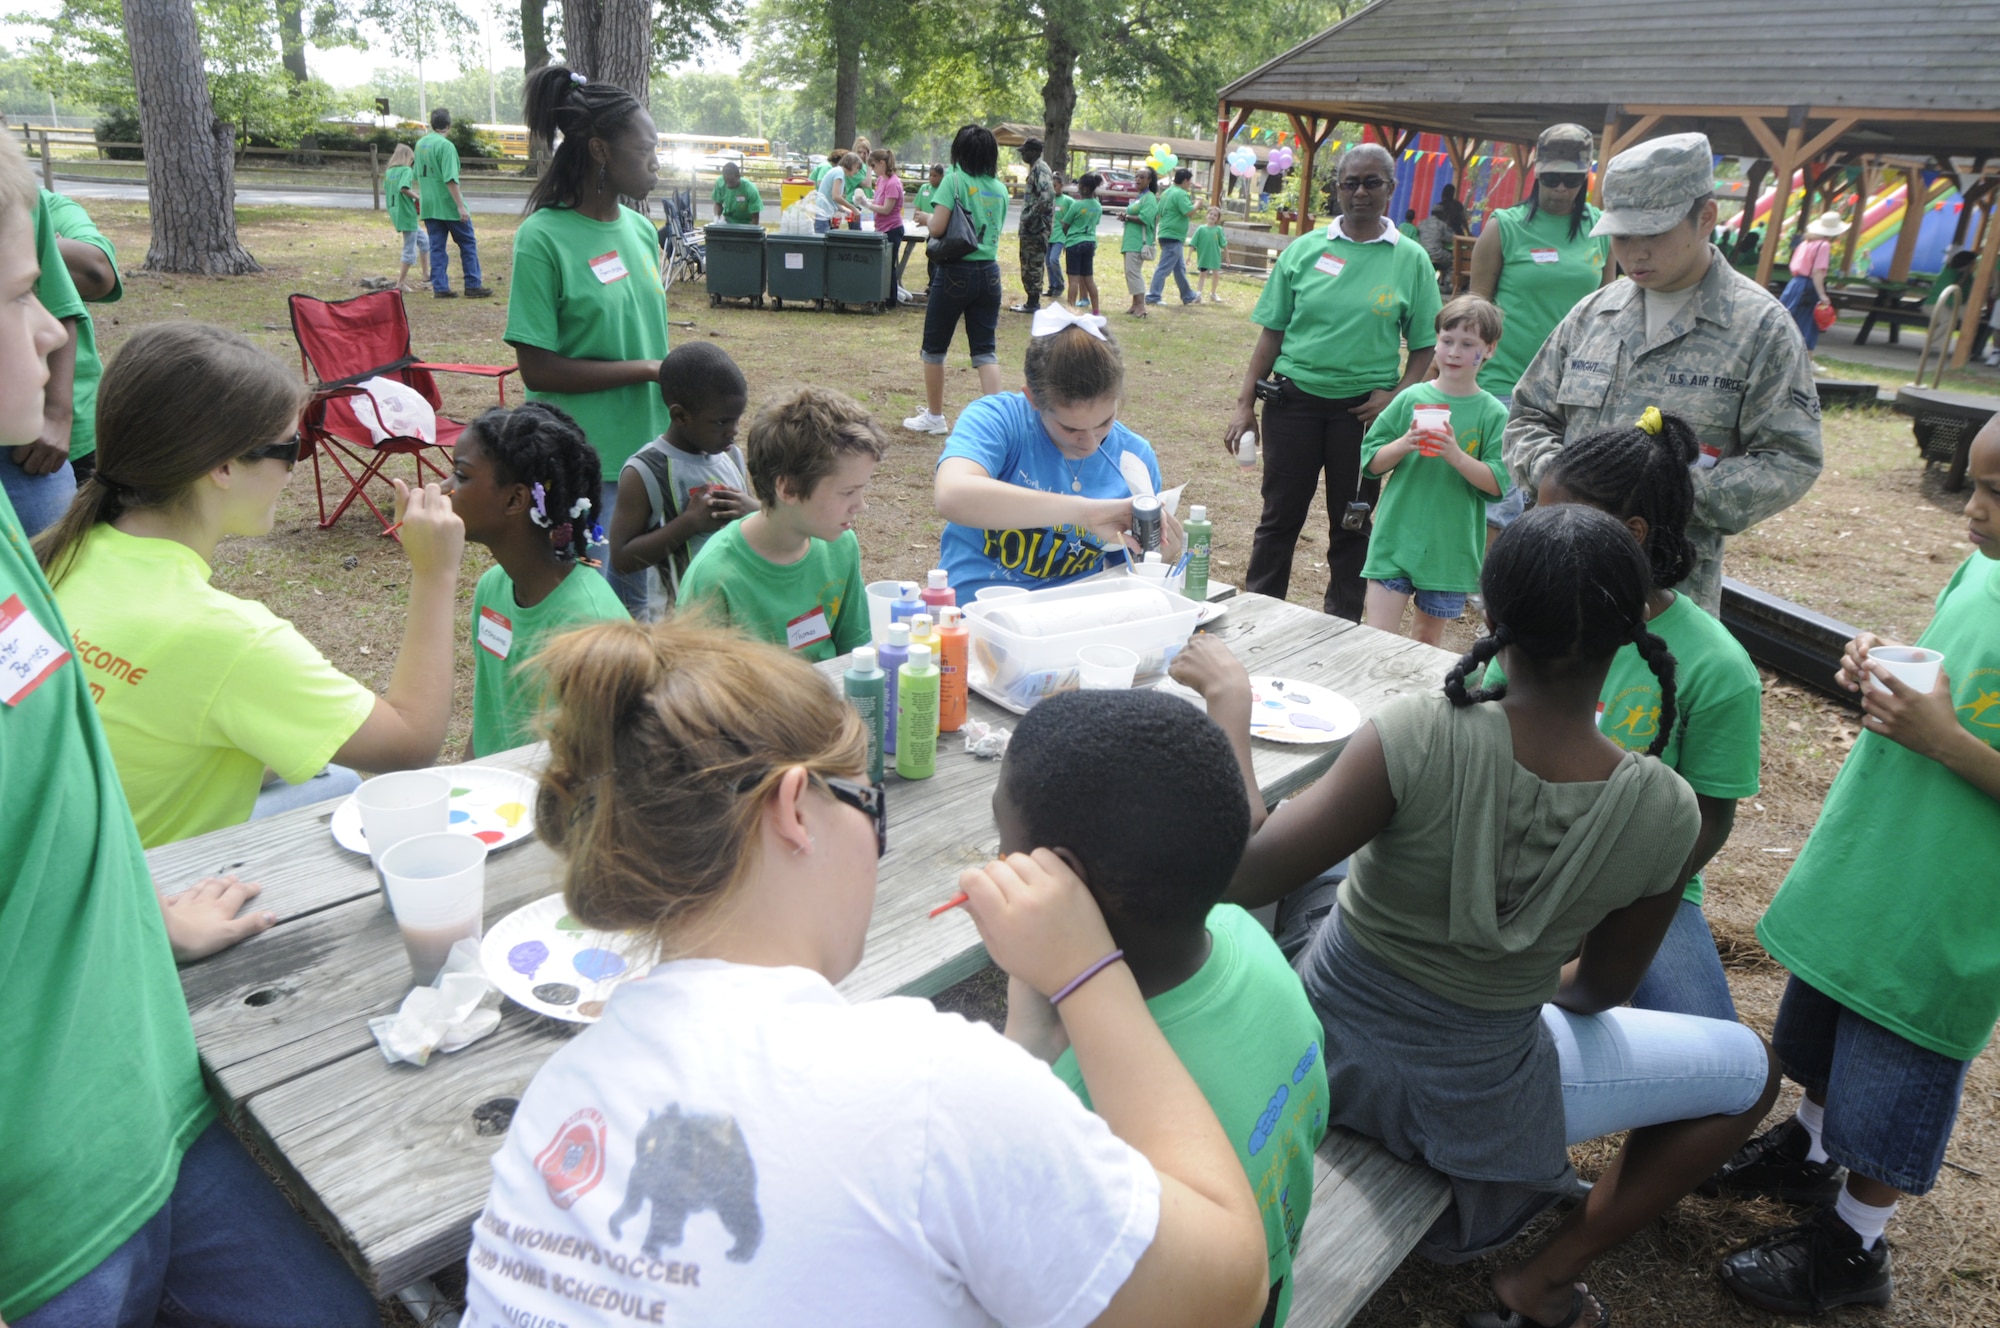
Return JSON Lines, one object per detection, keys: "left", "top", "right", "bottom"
{"left": 152, "top": 593, "right": 1456, "bottom": 1293}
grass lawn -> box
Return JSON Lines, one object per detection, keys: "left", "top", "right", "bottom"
{"left": 78, "top": 201, "right": 1999, "bottom": 1327}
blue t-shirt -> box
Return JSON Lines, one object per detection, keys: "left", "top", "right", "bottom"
{"left": 936, "top": 392, "right": 1163, "bottom": 597}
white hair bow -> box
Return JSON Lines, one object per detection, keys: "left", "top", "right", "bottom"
{"left": 1030, "top": 302, "right": 1110, "bottom": 342}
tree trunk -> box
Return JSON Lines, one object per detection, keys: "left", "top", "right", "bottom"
{"left": 1040, "top": 30, "right": 1078, "bottom": 177}
{"left": 831, "top": 11, "right": 861, "bottom": 150}
{"left": 562, "top": 0, "right": 651, "bottom": 105}
{"left": 523, "top": 0, "right": 551, "bottom": 76}
{"left": 122, "top": 0, "right": 259, "bottom": 274}
{"left": 277, "top": 0, "right": 309, "bottom": 81}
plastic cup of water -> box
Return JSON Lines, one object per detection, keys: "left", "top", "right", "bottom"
{"left": 355, "top": 771, "right": 451, "bottom": 907}
{"left": 865, "top": 580, "right": 904, "bottom": 640}
{"left": 1867, "top": 646, "right": 1943, "bottom": 695}
{"left": 379, "top": 832, "right": 488, "bottom": 986}
{"left": 1076, "top": 645, "right": 1140, "bottom": 690}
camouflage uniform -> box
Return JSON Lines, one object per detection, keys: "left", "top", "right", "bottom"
{"left": 1020, "top": 158, "right": 1054, "bottom": 303}
{"left": 1504, "top": 134, "right": 1823, "bottom": 614}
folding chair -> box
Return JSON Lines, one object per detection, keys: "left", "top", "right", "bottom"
{"left": 288, "top": 290, "right": 518, "bottom": 534}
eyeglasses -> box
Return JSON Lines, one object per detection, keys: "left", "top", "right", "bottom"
{"left": 1539, "top": 174, "right": 1587, "bottom": 189}
{"left": 240, "top": 431, "right": 304, "bottom": 468}
{"left": 1337, "top": 176, "right": 1392, "bottom": 193}
{"left": 820, "top": 776, "right": 887, "bottom": 858}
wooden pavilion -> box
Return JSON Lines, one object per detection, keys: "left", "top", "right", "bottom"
{"left": 1214, "top": 0, "right": 2000, "bottom": 366}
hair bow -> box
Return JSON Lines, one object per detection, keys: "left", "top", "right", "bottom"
{"left": 1030, "top": 302, "right": 1110, "bottom": 342}
{"left": 569, "top": 71, "right": 589, "bottom": 85}
{"left": 568, "top": 495, "right": 593, "bottom": 519}
{"left": 528, "top": 482, "right": 551, "bottom": 527}
{"left": 1634, "top": 406, "right": 1664, "bottom": 436}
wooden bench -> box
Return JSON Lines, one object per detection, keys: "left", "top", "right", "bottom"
{"left": 1288, "top": 1129, "right": 1452, "bottom": 1325}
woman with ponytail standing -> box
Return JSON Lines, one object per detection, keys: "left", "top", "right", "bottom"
{"left": 507, "top": 66, "right": 672, "bottom": 612}
{"left": 1205, "top": 504, "right": 1778, "bottom": 1328}
{"left": 37, "top": 322, "right": 464, "bottom": 848}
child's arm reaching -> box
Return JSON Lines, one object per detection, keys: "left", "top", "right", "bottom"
{"left": 1168, "top": 634, "right": 1264, "bottom": 830}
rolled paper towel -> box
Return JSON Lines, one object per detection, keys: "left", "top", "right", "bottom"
{"left": 983, "top": 588, "right": 1174, "bottom": 638}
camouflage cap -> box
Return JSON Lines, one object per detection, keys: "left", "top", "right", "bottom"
{"left": 1591, "top": 132, "right": 1715, "bottom": 237}
{"left": 1534, "top": 124, "right": 1594, "bottom": 173}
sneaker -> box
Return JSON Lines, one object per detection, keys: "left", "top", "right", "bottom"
{"left": 1699, "top": 1118, "right": 1846, "bottom": 1206}
{"left": 1719, "top": 1207, "right": 1893, "bottom": 1315}
{"left": 1008, "top": 302, "right": 1039, "bottom": 313}
{"left": 432, "top": 290, "right": 460, "bottom": 299}
{"left": 465, "top": 286, "right": 496, "bottom": 299}
{"left": 902, "top": 410, "right": 949, "bottom": 435}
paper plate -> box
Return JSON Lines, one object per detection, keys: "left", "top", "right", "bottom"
{"left": 480, "top": 894, "right": 653, "bottom": 1023}
{"left": 1192, "top": 599, "right": 1228, "bottom": 628}
{"left": 1248, "top": 677, "right": 1361, "bottom": 745}
{"left": 330, "top": 765, "right": 539, "bottom": 855}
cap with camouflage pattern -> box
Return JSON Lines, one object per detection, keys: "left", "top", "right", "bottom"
{"left": 1590, "top": 132, "right": 1715, "bottom": 238}
{"left": 1534, "top": 124, "right": 1593, "bottom": 173}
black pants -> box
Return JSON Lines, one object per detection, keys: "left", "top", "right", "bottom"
{"left": 1243, "top": 379, "right": 1378, "bottom": 620}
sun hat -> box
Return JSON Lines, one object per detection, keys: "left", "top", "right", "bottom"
{"left": 1805, "top": 211, "right": 1851, "bottom": 238}
{"left": 1590, "top": 133, "right": 1715, "bottom": 237}
{"left": 1534, "top": 124, "right": 1593, "bottom": 174}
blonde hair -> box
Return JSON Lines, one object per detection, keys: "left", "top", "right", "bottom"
{"left": 0, "top": 133, "right": 37, "bottom": 232}
{"left": 388, "top": 143, "right": 416, "bottom": 168}
{"left": 1437, "top": 292, "right": 1504, "bottom": 345}
{"left": 1205, "top": 206, "right": 1222, "bottom": 223}
{"left": 531, "top": 617, "right": 866, "bottom": 956}
{"left": 745, "top": 386, "right": 886, "bottom": 508}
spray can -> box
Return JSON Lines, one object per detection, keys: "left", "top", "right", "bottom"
{"left": 1237, "top": 430, "right": 1259, "bottom": 467}
{"left": 887, "top": 581, "right": 924, "bottom": 626}
{"left": 1130, "top": 495, "right": 1162, "bottom": 555}
{"left": 879, "top": 622, "right": 910, "bottom": 756}
{"left": 920, "top": 568, "right": 956, "bottom": 613}
{"left": 1182, "top": 504, "right": 1212, "bottom": 602}
{"left": 896, "top": 644, "right": 940, "bottom": 780}
{"left": 936, "top": 606, "right": 969, "bottom": 734}
{"left": 844, "top": 647, "right": 886, "bottom": 783}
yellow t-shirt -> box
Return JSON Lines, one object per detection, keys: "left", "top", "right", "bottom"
{"left": 52, "top": 526, "right": 376, "bottom": 847}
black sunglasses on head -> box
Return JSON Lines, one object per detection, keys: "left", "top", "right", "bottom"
{"left": 820, "top": 776, "right": 888, "bottom": 858}
{"left": 1337, "top": 176, "right": 1392, "bottom": 193}
{"left": 241, "top": 431, "right": 304, "bottom": 468}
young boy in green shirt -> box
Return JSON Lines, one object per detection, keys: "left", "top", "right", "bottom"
{"left": 1358, "top": 293, "right": 1510, "bottom": 645}
{"left": 1191, "top": 205, "right": 1227, "bottom": 304}
{"left": 678, "top": 386, "right": 884, "bottom": 663}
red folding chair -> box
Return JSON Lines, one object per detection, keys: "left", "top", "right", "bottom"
{"left": 288, "top": 290, "right": 518, "bottom": 534}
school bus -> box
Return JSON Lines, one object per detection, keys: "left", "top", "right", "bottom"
{"left": 467, "top": 126, "right": 774, "bottom": 167}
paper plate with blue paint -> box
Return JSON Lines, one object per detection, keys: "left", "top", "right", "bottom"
{"left": 1247, "top": 677, "right": 1361, "bottom": 745}
{"left": 480, "top": 894, "right": 653, "bottom": 1022}
{"left": 330, "top": 764, "right": 539, "bottom": 855}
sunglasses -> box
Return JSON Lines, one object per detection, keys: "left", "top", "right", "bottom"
{"left": 241, "top": 431, "right": 305, "bottom": 468}
{"left": 1539, "top": 173, "right": 1587, "bottom": 189}
{"left": 1337, "top": 176, "right": 1392, "bottom": 193}
{"left": 820, "top": 776, "right": 887, "bottom": 858}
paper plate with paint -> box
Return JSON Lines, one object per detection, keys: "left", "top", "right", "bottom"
{"left": 330, "top": 765, "right": 539, "bottom": 855}
{"left": 481, "top": 894, "right": 652, "bottom": 1023}
{"left": 1248, "top": 677, "right": 1361, "bottom": 745}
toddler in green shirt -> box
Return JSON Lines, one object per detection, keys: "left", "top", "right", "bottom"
{"left": 1191, "top": 206, "right": 1228, "bottom": 304}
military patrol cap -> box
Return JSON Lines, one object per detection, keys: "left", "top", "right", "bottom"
{"left": 1534, "top": 124, "right": 1594, "bottom": 173}
{"left": 1591, "top": 132, "right": 1715, "bottom": 237}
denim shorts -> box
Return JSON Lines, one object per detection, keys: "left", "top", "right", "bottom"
{"left": 1371, "top": 575, "right": 1468, "bottom": 621}
{"left": 921, "top": 259, "right": 1002, "bottom": 367}
{"left": 399, "top": 229, "right": 421, "bottom": 265}
{"left": 1772, "top": 976, "right": 1973, "bottom": 1194}
{"left": 1065, "top": 242, "right": 1097, "bottom": 277}
{"left": 1543, "top": 1004, "right": 1770, "bottom": 1145}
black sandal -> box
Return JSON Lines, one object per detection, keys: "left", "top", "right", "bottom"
{"left": 1460, "top": 1285, "right": 1609, "bottom": 1328}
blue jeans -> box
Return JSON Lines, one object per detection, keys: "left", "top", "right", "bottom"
{"left": 0, "top": 449, "right": 77, "bottom": 538}
{"left": 425, "top": 216, "right": 482, "bottom": 292}
{"left": 1630, "top": 897, "right": 1738, "bottom": 1021}
{"left": 251, "top": 764, "right": 362, "bottom": 820}
{"left": 1147, "top": 237, "right": 1196, "bottom": 304}
{"left": 1543, "top": 1003, "right": 1769, "bottom": 1145}
{"left": 18, "top": 1120, "right": 377, "bottom": 1327}
{"left": 920, "top": 260, "right": 1002, "bottom": 367}
{"left": 1779, "top": 274, "right": 1821, "bottom": 350}
{"left": 592, "top": 477, "right": 646, "bottom": 613}
{"left": 1046, "top": 240, "right": 1066, "bottom": 296}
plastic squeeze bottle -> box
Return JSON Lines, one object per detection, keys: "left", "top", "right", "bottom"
{"left": 879, "top": 622, "right": 910, "bottom": 756}
{"left": 888, "top": 581, "right": 925, "bottom": 626}
{"left": 844, "top": 647, "right": 886, "bottom": 783}
{"left": 936, "top": 606, "right": 969, "bottom": 734}
{"left": 1182, "top": 504, "right": 1212, "bottom": 602}
{"left": 897, "top": 644, "right": 940, "bottom": 780}
{"left": 920, "top": 568, "right": 956, "bottom": 612}
{"left": 908, "top": 612, "right": 938, "bottom": 655}
{"left": 1134, "top": 551, "right": 1169, "bottom": 581}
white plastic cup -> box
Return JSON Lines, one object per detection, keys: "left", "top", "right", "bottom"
{"left": 1867, "top": 645, "right": 1943, "bottom": 695}
{"left": 379, "top": 832, "right": 488, "bottom": 986}
{"left": 1076, "top": 644, "right": 1140, "bottom": 690}
{"left": 1236, "top": 430, "right": 1258, "bottom": 467}
{"left": 865, "top": 580, "right": 904, "bottom": 641}
{"left": 974, "top": 585, "right": 1030, "bottom": 603}
{"left": 1412, "top": 404, "right": 1452, "bottom": 434}
{"left": 355, "top": 771, "right": 451, "bottom": 907}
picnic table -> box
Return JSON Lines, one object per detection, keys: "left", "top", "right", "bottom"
{"left": 153, "top": 591, "right": 1456, "bottom": 1309}
{"left": 1828, "top": 283, "right": 1928, "bottom": 346}
{"left": 1896, "top": 384, "right": 1998, "bottom": 490}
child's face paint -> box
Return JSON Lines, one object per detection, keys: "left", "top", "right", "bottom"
{"left": 1432, "top": 325, "right": 1493, "bottom": 376}
{"left": 0, "top": 207, "right": 64, "bottom": 447}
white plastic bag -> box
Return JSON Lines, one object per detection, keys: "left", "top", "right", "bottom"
{"left": 354, "top": 376, "right": 437, "bottom": 445}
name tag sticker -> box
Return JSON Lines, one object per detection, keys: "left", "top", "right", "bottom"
{"left": 478, "top": 606, "right": 514, "bottom": 659}
{"left": 786, "top": 607, "right": 832, "bottom": 652}
{"left": 1694, "top": 444, "right": 1721, "bottom": 471}
{"left": 0, "top": 593, "right": 71, "bottom": 706}
{"left": 785, "top": 252, "right": 805, "bottom": 270}
{"left": 588, "top": 251, "right": 629, "bottom": 284}
{"left": 1529, "top": 247, "right": 1560, "bottom": 264}
{"left": 1315, "top": 254, "right": 1345, "bottom": 278}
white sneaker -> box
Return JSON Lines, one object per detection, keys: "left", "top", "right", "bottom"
{"left": 903, "top": 410, "right": 949, "bottom": 435}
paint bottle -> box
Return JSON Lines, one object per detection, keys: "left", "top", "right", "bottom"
{"left": 921, "top": 568, "right": 956, "bottom": 612}
{"left": 844, "top": 646, "right": 886, "bottom": 784}
{"left": 1182, "top": 504, "right": 1212, "bottom": 603}
{"left": 908, "top": 612, "right": 938, "bottom": 655}
{"left": 879, "top": 622, "right": 910, "bottom": 756}
{"left": 1130, "top": 495, "right": 1163, "bottom": 555}
{"left": 896, "top": 644, "right": 940, "bottom": 780}
{"left": 887, "top": 581, "right": 924, "bottom": 626}
{"left": 936, "top": 606, "right": 969, "bottom": 734}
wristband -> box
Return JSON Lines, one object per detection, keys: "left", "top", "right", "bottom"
{"left": 1050, "top": 950, "right": 1125, "bottom": 1005}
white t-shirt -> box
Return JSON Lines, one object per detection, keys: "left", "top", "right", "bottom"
{"left": 1643, "top": 283, "right": 1698, "bottom": 340}
{"left": 464, "top": 960, "right": 1161, "bottom": 1328}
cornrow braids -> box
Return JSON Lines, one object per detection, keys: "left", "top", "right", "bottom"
{"left": 1544, "top": 410, "right": 1701, "bottom": 590}
{"left": 1631, "top": 628, "right": 1680, "bottom": 758}
{"left": 522, "top": 65, "right": 647, "bottom": 213}
{"left": 468, "top": 402, "right": 603, "bottom": 561}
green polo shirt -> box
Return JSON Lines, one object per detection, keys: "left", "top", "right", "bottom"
{"left": 1157, "top": 185, "right": 1194, "bottom": 241}
{"left": 711, "top": 177, "right": 762, "bottom": 223}
{"left": 1251, "top": 221, "right": 1442, "bottom": 400}
{"left": 414, "top": 131, "right": 461, "bottom": 221}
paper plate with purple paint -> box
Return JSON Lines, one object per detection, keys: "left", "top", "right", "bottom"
{"left": 1248, "top": 677, "right": 1360, "bottom": 745}
{"left": 330, "top": 765, "right": 539, "bottom": 855}
{"left": 480, "top": 894, "right": 652, "bottom": 1023}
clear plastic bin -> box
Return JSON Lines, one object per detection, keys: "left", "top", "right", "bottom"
{"left": 963, "top": 577, "right": 1200, "bottom": 713}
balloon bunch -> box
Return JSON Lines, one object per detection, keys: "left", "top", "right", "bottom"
{"left": 1266, "top": 146, "right": 1294, "bottom": 172}
{"left": 1227, "top": 145, "right": 1256, "bottom": 178}
{"left": 1146, "top": 142, "right": 1179, "bottom": 174}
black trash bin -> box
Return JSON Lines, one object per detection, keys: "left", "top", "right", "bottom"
{"left": 704, "top": 223, "right": 767, "bottom": 308}
{"left": 765, "top": 233, "right": 827, "bottom": 309}
{"left": 825, "top": 230, "right": 893, "bottom": 313}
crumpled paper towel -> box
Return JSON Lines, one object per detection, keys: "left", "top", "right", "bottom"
{"left": 963, "top": 719, "right": 1011, "bottom": 759}
{"left": 369, "top": 937, "right": 504, "bottom": 1067}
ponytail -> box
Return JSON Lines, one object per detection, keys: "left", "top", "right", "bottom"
{"left": 1544, "top": 408, "right": 1701, "bottom": 591}
{"left": 522, "top": 65, "right": 647, "bottom": 214}
{"left": 1444, "top": 623, "right": 1512, "bottom": 707}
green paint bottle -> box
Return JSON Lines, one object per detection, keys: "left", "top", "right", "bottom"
{"left": 896, "top": 643, "right": 940, "bottom": 781}
{"left": 844, "top": 646, "right": 885, "bottom": 783}
{"left": 1182, "top": 503, "right": 1212, "bottom": 602}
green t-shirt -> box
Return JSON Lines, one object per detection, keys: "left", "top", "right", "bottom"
{"left": 809, "top": 162, "right": 830, "bottom": 184}
{"left": 1758, "top": 552, "right": 2000, "bottom": 1061}
{"left": 1358, "top": 382, "right": 1509, "bottom": 593}
{"left": 914, "top": 182, "right": 936, "bottom": 215}
{"left": 1054, "top": 905, "right": 1327, "bottom": 1328}
{"left": 1252, "top": 224, "right": 1443, "bottom": 400}
{"left": 1157, "top": 185, "right": 1195, "bottom": 241}
{"left": 414, "top": 130, "right": 462, "bottom": 221}
{"left": 37, "top": 190, "right": 104, "bottom": 462}
{"left": 1397, "top": 220, "right": 1420, "bottom": 240}
{"left": 504, "top": 205, "right": 674, "bottom": 479}
{"left": 0, "top": 495, "right": 213, "bottom": 1321}
{"left": 1120, "top": 191, "right": 1158, "bottom": 254}
{"left": 678, "top": 522, "right": 870, "bottom": 664}
{"left": 1476, "top": 203, "right": 1610, "bottom": 398}
{"left": 933, "top": 169, "right": 1009, "bottom": 264}
{"left": 470, "top": 561, "right": 629, "bottom": 756}
{"left": 1059, "top": 196, "right": 1102, "bottom": 248}
{"left": 1051, "top": 194, "right": 1074, "bottom": 239}
{"left": 1191, "top": 222, "right": 1226, "bottom": 270}
{"left": 710, "top": 177, "right": 762, "bottom": 224}
{"left": 384, "top": 164, "right": 419, "bottom": 232}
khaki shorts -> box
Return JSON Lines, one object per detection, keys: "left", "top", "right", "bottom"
{"left": 1124, "top": 250, "right": 1145, "bottom": 296}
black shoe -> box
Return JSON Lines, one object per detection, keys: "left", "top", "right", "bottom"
{"left": 464, "top": 286, "right": 495, "bottom": 299}
{"left": 1719, "top": 1207, "right": 1893, "bottom": 1314}
{"left": 1699, "top": 1117, "right": 1845, "bottom": 1206}
{"left": 432, "top": 290, "right": 459, "bottom": 299}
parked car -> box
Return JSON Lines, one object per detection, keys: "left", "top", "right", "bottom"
{"left": 1094, "top": 168, "right": 1146, "bottom": 208}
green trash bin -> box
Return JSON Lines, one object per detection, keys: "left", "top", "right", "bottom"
{"left": 765, "top": 233, "right": 827, "bottom": 310}
{"left": 825, "top": 230, "right": 893, "bottom": 312}
{"left": 704, "top": 224, "right": 766, "bottom": 308}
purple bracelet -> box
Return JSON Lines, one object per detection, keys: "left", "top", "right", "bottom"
{"left": 1050, "top": 950, "right": 1126, "bottom": 1005}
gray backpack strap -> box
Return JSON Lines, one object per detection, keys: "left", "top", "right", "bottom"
{"left": 625, "top": 445, "right": 678, "bottom": 530}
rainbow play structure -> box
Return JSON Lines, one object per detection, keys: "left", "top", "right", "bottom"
{"left": 1734, "top": 174, "right": 1961, "bottom": 277}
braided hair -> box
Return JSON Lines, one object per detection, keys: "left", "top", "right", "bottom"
{"left": 522, "top": 65, "right": 648, "bottom": 213}
{"left": 1545, "top": 409, "right": 1701, "bottom": 590}
{"left": 466, "top": 402, "right": 603, "bottom": 562}
{"left": 1444, "top": 504, "right": 1679, "bottom": 757}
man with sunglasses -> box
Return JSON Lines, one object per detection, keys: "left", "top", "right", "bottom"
{"left": 1229, "top": 142, "right": 1440, "bottom": 619}
{"left": 1505, "top": 132, "right": 1822, "bottom": 614}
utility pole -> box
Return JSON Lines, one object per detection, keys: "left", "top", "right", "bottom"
{"left": 486, "top": 3, "right": 497, "bottom": 122}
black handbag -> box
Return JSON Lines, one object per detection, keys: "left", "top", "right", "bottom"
{"left": 926, "top": 183, "right": 980, "bottom": 263}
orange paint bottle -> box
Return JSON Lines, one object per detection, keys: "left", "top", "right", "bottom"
{"left": 937, "top": 605, "right": 970, "bottom": 733}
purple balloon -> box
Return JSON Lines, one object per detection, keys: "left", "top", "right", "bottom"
{"left": 508, "top": 940, "right": 549, "bottom": 978}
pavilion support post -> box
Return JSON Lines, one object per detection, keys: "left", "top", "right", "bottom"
{"left": 1295, "top": 115, "right": 1322, "bottom": 232}
{"left": 1888, "top": 165, "right": 1926, "bottom": 282}
{"left": 1737, "top": 159, "right": 1770, "bottom": 254}
{"left": 1211, "top": 100, "right": 1234, "bottom": 208}
{"left": 1952, "top": 187, "right": 2000, "bottom": 369}
{"left": 1755, "top": 117, "right": 1805, "bottom": 288}
{"left": 1594, "top": 107, "right": 1623, "bottom": 205}
{"left": 1840, "top": 158, "right": 1874, "bottom": 276}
